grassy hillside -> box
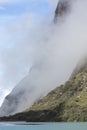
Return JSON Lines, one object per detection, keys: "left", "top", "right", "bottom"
{"left": 0, "top": 68, "right": 87, "bottom": 122}
{"left": 25, "top": 70, "right": 87, "bottom": 121}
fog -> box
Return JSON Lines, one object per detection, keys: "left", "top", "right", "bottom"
{"left": 0, "top": 0, "right": 87, "bottom": 116}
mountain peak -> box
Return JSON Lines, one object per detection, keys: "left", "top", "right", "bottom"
{"left": 54, "top": 0, "right": 71, "bottom": 22}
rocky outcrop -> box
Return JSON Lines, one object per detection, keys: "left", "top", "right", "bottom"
{"left": 54, "top": 0, "right": 72, "bottom": 22}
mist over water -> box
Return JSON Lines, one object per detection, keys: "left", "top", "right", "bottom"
{"left": 0, "top": 0, "right": 87, "bottom": 115}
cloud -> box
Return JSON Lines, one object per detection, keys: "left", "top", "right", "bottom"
{"left": 0, "top": 89, "right": 9, "bottom": 105}
{"left": 0, "top": 0, "right": 41, "bottom": 4}
{"left": 0, "top": 12, "right": 45, "bottom": 106}
{"left": 0, "top": 0, "right": 53, "bottom": 106}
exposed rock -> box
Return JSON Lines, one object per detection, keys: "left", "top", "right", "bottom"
{"left": 54, "top": 0, "right": 72, "bottom": 22}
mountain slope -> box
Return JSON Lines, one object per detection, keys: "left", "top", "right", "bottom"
{"left": 25, "top": 69, "right": 87, "bottom": 121}
{"left": 0, "top": 0, "right": 72, "bottom": 117}
{"left": 1, "top": 0, "right": 87, "bottom": 120}
{"left": 54, "top": 0, "right": 72, "bottom": 22}
{"left": 0, "top": 67, "right": 87, "bottom": 122}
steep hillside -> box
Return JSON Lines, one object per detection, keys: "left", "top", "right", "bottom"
{"left": 1, "top": 0, "right": 87, "bottom": 121}
{"left": 0, "top": 67, "right": 87, "bottom": 122}
{"left": 0, "top": 0, "right": 72, "bottom": 117}
{"left": 25, "top": 69, "right": 87, "bottom": 121}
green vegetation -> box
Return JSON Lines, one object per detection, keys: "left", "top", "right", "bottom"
{"left": 0, "top": 63, "right": 87, "bottom": 122}
{"left": 24, "top": 70, "right": 87, "bottom": 121}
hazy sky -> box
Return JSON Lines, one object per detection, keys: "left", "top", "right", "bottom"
{"left": 0, "top": 0, "right": 58, "bottom": 105}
